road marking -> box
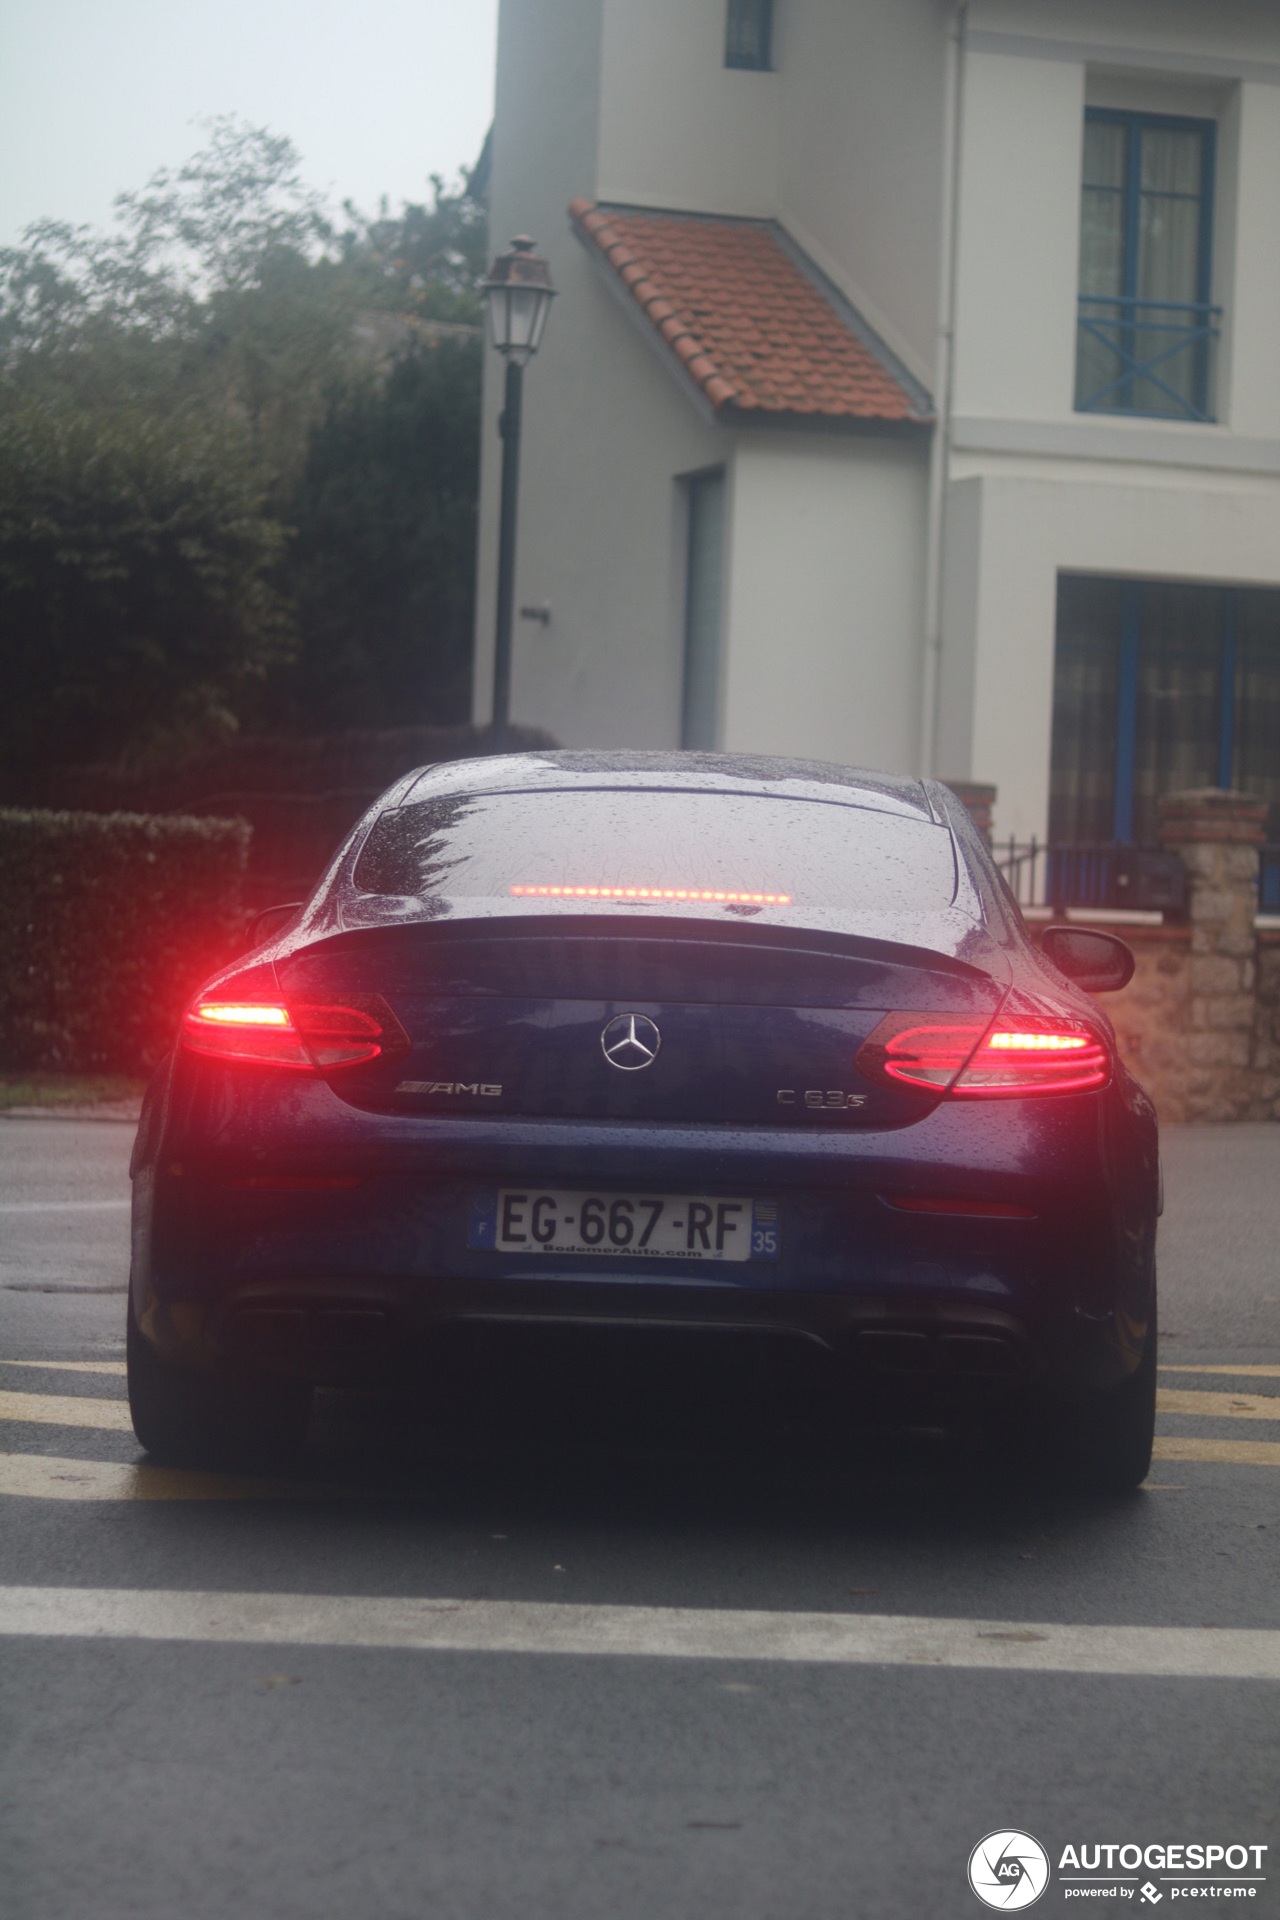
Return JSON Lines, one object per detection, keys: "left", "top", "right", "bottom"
{"left": 0, "top": 1585, "right": 1277, "bottom": 1679}
{"left": 1158, "top": 1389, "right": 1280, "bottom": 1421}
{"left": 1162, "top": 1365, "right": 1280, "bottom": 1380}
{"left": 0, "top": 1379, "right": 1276, "bottom": 1500}
{"left": 0, "top": 1200, "right": 130, "bottom": 1214}
{"left": 2, "top": 1284, "right": 127, "bottom": 1296}
{"left": 0, "top": 1391, "right": 131, "bottom": 1432}
{"left": 0, "top": 1360, "right": 127, "bottom": 1377}
{"left": 0, "top": 1453, "right": 309, "bottom": 1502}
{"left": 1154, "top": 1435, "right": 1280, "bottom": 1467}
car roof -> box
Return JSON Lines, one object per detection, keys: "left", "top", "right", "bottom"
{"left": 395, "top": 749, "right": 940, "bottom": 822}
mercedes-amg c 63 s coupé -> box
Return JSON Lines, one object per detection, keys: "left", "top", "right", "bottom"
{"left": 127, "top": 751, "right": 1158, "bottom": 1488}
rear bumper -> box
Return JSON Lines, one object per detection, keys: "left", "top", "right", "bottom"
{"left": 131, "top": 1062, "right": 1158, "bottom": 1404}
{"left": 147, "top": 1269, "right": 1128, "bottom": 1408}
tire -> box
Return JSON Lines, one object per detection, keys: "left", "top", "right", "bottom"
{"left": 127, "top": 1300, "right": 312, "bottom": 1470}
{"left": 1043, "top": 1303, "right": 1157, "bottom": 1495}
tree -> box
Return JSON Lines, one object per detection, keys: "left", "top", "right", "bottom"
{"left": 337, "top": 170, "right": 488, "bottom": 327}
{"left": 0, "top": 120, "right": 488, "bottom": 777}
{"left": 0, "top": 397, "right": 290, "bottom": 794}
{"left": 0, "top": 118, "right": 360, "bottom": 486}
{"left": 273, "top": 336, "right": 480, "bottom": 730}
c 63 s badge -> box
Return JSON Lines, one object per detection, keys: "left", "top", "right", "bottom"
{"left": 777, "top": 1089, "right": 868, "bottom": 1110}
{"left": 396, "top": 1081, "right": 502, "bottom": 1098}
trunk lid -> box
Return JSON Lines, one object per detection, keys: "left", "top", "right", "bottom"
{"left": 277, "top": 921, "right": 1007, "bottom": 1129}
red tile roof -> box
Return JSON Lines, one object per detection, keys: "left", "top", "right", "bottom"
{"left": 569, "top": 200, "right": 931, "bottom": 428}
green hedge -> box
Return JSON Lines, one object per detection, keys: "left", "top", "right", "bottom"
{"left": 0, "top": 809, "right": 251, "bottom": 1073}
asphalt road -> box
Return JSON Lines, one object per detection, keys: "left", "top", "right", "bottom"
{"left": 1, "top": 1116, "right": 1277, "bottom": 1920}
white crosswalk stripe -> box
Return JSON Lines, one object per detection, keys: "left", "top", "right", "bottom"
{"left": 0, "top": 1390, "right": 132, "bottom": 1431}
{"left": 0, "top": 1359, "right": 126, "bottom": 1376}
{"left": 1, "top": 1585, "right": 1279, "bottom": 1679}
{"left": 0, "top": 1199, "right": 130, "bottom": 1213}
{"left": 1158, "top": 1389, "right": 1280, "bottom": 1421}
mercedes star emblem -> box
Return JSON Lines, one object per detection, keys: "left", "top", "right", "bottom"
{"left": 600, "top": 1013, "right": 662, "bottom": 1072}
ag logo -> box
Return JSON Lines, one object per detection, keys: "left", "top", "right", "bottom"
{"left": 968, "top": 1830, "right": 1050, "bottom": 1910}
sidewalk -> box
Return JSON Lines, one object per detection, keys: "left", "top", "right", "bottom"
{"left": 0, "top": 1076, "right": 144, "bottom": 1124}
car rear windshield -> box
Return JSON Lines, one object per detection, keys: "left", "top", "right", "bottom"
{"left": 353, "top": 789, "right": 958, "bottom": 915}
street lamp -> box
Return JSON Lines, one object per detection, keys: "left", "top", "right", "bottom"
{"left": 482, "top": 235, "right": 556, "bottom": 752}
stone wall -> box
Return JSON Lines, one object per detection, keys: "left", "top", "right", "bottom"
{"left": 1013, "top": 789, "right": 1280, "bottom": 1125}
{"left": 1158, "top": 789, "right": 1280, "bottom": 1123}
{"left": 1254, "top": 935, "right": 1280, "bottom": 1115}
{"left": 1089, "top": 926, "right": 1192, "bottom": 1122}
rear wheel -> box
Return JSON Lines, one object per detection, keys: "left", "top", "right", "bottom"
{"left": 127, "top": 1301, "right": 312, "bottom": 1470}
{"left": 1039, "top": 1305, "right": 1157, "bottom": 1494}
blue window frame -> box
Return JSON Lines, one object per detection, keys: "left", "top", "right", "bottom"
{"left": 1076, "top": 108, "right": 1220, "bottom": 421}
{"left": 1051, "top": 577, "right": 1280, "bottom": 849}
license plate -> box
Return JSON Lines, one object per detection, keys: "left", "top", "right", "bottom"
{"left": 468, "top": 1190, "right": 779, "bottom": 1262}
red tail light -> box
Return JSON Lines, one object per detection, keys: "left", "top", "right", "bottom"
{"left": 182, "top": 965, "right": 405, "bottom": 1071}
{"left": 953, "top": 1021, "right": 1110, "bottom": 1096}
{"left": 856, "top": 1012, "right": 1110, "bottom": 1098}
{"left": 184, "top": 999, "right": 313, "bottom": 1069}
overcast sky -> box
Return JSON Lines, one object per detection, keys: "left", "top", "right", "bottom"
{"left": 0, "top": 0, "right": 499, "bottom": 248}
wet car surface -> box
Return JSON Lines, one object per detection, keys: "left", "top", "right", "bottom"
{"left": 127, "top": 751, "right": 1159, "bottom": 1489}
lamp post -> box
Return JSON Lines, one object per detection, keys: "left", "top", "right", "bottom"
{"left": 482, "top": 236, "right": 556, "bottom": 753}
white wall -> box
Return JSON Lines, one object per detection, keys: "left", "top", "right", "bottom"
{"left": 722, "top": 435, "right": 929, "bottom": 770}
{"left": 597, "top": 0, "right": 779, "bottom": 217}
{"left": 482, "top": 0, "right": 1280, "bottom": 812}
{"left": 481, "top": 0, "right": 940, "bottom": 756}
{"left": 950, "top": 48, "right": 1084, "bottom": 422}
{"left": 499, "top": 254, "right": 731, "bottom": 747}
{"left": 476, "top": 0, "right": 604, "bottom": 729}
{"left": 480, "top": 0, "right": 733, "bottom": 743}
{"left": 1222, "top": 82, "right": 1280, "bottom": 438}
{"left": 940, "top": 4, "right": 1280, "bottom": 842}
{"left": 596, "top": 0, "right": 949, "bottom": 389}
{"left": 952, "top": 6, "right": 1280, "bottom": 434}
{"left": 970, "top": 0, "right": 1280, "bottom": 66}
{"left": 776, "top": 0, "right": 948, "bottom": 384}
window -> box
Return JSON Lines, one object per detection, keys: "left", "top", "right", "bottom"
{"left": 1050, "top": 577, "right": 1280, "bottom": 846}
{"left": 725, "top": 0, "right": 772, "bottom": 71}
{"left": 681, "top": 470, "right": 726, "bottom": 750}
{"left": 355, "top": 792, "right": 957, "bottom": 916}
{"left": 1075, "top": 109, "right": 1219, "bottom": 421}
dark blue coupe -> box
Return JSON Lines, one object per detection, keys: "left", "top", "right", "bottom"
{"left": 127, "top": 751, "right": 1159, "bottom": 1488}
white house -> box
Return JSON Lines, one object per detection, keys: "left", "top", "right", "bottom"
{"left": 473, "top": 0, "right": 1280, "bottom": 848}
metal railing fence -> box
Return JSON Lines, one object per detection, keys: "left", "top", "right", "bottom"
{"left": 1075, "top": 293, "right": 1221, "bottom": 422}
{"left": 993, "top": 841, "right": 1194, "bottom": 916}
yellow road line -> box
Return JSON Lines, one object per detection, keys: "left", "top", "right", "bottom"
{"left": 0, "top": 1391, "right": 131, "bottom": 1432}
{"left": 1158, "top": 1389, "right": 1280, "bottom": 1421}
{"left": 0, "top": 1360, "right": 126, "bottom": 1377}
{"left": 1161, "top": 1365, "right": 1280, "bottom": 1379}
{"left": 0, "top": 1452, "right": 315, "bottom": 1502}
{"left": 1153, "top": 1435, "right": 1280, "bottom": 1467}
{"left": 0, "top": 1439, "right": 1276, "bottom": 1499}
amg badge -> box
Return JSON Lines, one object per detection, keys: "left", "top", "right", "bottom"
{"left": 396, "top": 1081, "right": 502, "bottom": 1097}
